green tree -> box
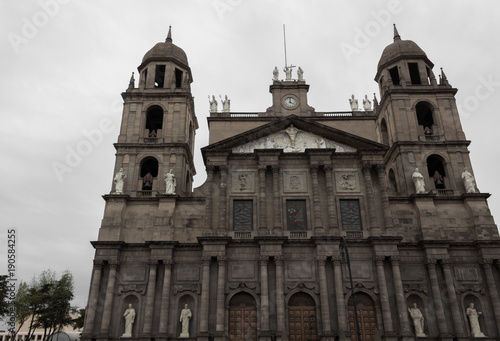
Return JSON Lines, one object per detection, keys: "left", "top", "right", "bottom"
{"left": 0, "top": 275, "right": 10, "bottom": 318}
{"left": 11, "top": 270, "right": 75, "bottom": 341}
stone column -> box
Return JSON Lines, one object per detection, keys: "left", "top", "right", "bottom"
{"left": 216, "top": 257, "right": 227, "bottom": 332}
{"left": 376, "top": 165, "right": 393, "bottom": 229}
{"left": 426, "top": 258, "right": 448, "bottom": 334}
{"left": 258, "top": 166, "right": 267, "bottom": 229}
{"left": 260, "top": 257, "right": 270, "bottom": 331}
{"left": 310, "top": 166, "right": 322, "bottom": 229}
{"left": 158, "top": 260, "right": 173, "bottom": 334}
{"left": 83, "top": 260, "right": 104, "bottom": 334}
{"left": 275, "top": 257, "right": 286, "bottom": 337}
{"left": 390, "top": 256, "right": 410, "bottom": 334}
{"left": 441, "top": 260, "right": 465, "bottom": 335}
{"left": 204, "top": 166, "right": 214, "bottom": 229}
{"left": 143, "top": 261, "right": 158, "bottom": 334}
{"left": 219, "top": 166, "right": 228, "bottom": 230}
{"left": 272, "top": 166, "right": 281, "bottom": 229}
{"left": 324, "top": 166, "right": 338, "bottom": 229}
{"left": 317, "top": 256, "right": 332, "bottom": 333}
{"left": 199, "top": 257, "right": 211, "bottom": 333}
{"left": 483, "top": 260, "right": 500, "bottom": 333}
{"left": 332, "top": 256, "right": 347, "bottom": 341}
{"left": 100, "top": 260, "right": 119, "bottom": 334}
{"left": 375, "top": 256, "right": 393, "bottom": 333}
{"left": 362, "top": 164, "right": 379, "bottom": 231}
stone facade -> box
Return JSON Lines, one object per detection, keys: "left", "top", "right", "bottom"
{"left": 82, "top": 27, "right": 500, "bottom": 341}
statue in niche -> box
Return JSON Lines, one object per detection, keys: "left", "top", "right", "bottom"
{"left": 467, "top": 303, "right": 486, "bottom": 337}
{"left": 121, "top": 304, "right": 135, "bottom": 337}
{"left": 179, "top": 304, "right": 192, "bottom": 338}
{"left": 164, "top": 169, "right": 176, "bottom": 194}
{"left": 114, "top": 168, "right": 126, "bottom": 194}
{"left": 284, "top": 66, "right": 292, "bottom": 80}
{"left": 220, "top": 95, "right": 231, "bottom": 112}
{"left": 273, "top": 66, "right": 279, "bottom": 81}
{"left": 297, "top": 67, "right": 304, "bottom": 81}
{"left": 209, "top": 95, "right": 218, "bottom": 113}
{"left": 412, "top": 168, "right": 426, "bottom": 194}
{"left": 363, "top": 94, "right": 372, "bottom": 111}
{"left": 349, "top": 94, "right": 359, "bottom": 111}
{"left": 408, "top": 303, "right": 426, "bottom": 337}
{"left": 286, "top": 124, "right": 299, "bottom": 147}
{"left": 462, "top": 168, "right": 478, "bottom": 193}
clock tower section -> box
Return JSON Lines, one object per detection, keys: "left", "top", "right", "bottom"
{"left": 115, "top": 27, "right": 198, "bottom": 195}
{"left": 266, "top": 67, "right": 315, "bottom": 116}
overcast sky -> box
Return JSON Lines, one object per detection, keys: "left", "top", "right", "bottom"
{"left": 1, "top": 1, "right": 499, "bottom": 309}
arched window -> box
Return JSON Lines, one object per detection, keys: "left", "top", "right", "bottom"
{"left": 145, "top": 106, "right": 163, "bottom": 137}
{"left": 416, "top": 102, "right": 434, "bottom": 134}
{"left": 380, "top": 119, "right": 389, "bottom": 145}
{"left": 426, "top": 155, "right": 446, "bottom": 189}
{"left": 140, "top": 157, "right": 158, "bottom": 190}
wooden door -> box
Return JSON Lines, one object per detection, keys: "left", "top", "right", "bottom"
{"left": 288, "top": 292, "right": 318, "bottom": 341}
{"left": 229, "top": 293, "right": 257, "bottom": 341}
{"left": 348, "top": 294, "right": 377, "bottom": 341}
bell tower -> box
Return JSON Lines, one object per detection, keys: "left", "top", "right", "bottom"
{"left": 115, "top": 27, "right": 198, "bottom": 195}
{"left": 374, "top": 25, "right": 474, "bottom": 194}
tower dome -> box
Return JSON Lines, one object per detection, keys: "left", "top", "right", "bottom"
{"left": 140, "top": 27, "right": 189, "bottom": 68}
{"left": 377, "top": 25, "right": 432, "bottom": 71}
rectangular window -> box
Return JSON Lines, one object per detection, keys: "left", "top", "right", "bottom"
{"left": 286, "top": 200, "right": 307, "bottom": 231}
{"left": 233, "top": 200, "right": 253, "bottom": 231}
{"left": 175, "top": 68, "right": 183, "bottom": 88}
{"left": 340, "top": 199, "right": 362, "bottom": 231}
{"left": 389, "top": 66, "right": 400, "bottom": 85}
{"left": 155, "top": 65, "right": 166, "bottom": 88}
{"left": 408, "top": 63, "right": 421, "bottom": 85}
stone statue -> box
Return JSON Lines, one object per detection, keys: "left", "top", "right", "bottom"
{"left": 122, "top": 304, "right": 135, "bottom": 337}
{"left": 467, "top": 303, "right": 486, "bottom": 337}
{"left": 462, "top": 168, "right": 477, "bottom": 193}
{"left": 209, "top": 95, "right": 218, "bottom": 113}
{"left": 286, "top": 124, "right": 299, "bottom": 148}
{"left": 273, "top": 66, "right": 279, "bottom": 81}
{"left": 114, "top": 168, "right": 126, "bottom": 194}
{"left": 284, "top": 66, "right": 292, "bottom": 81}
{"left": 349, "top": 94, "right": 359, "bottom": 111}
{"left": 179, "top": 304, "right": 192, "bottom": 338}
{"left": 220, "top": 95, "right": 231, "bottom": 113}
{"left": 408, "top": 303, "right": 426, "bottom": 337}
{"left": 164, "top": 169, "right": 176, "bottom": 195}
{"left": 297, "top": 67, "right": 304, "bottom": 81}
{"left": 363, "top": 94, "right": 372, "bottom": 111}
{"left": 412, "top": 168, "right": 426, "bottom": 194}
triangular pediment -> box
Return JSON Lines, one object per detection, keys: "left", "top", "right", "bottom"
{"left": 202, "top": 116, "right": 387, "bottom": 156}
{"left": 232, "top": 126, "right": 355, "bottom": 153}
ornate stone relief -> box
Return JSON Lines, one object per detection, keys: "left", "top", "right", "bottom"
{"left": 403, "top": 283, "right": 429, "bottom": 294}
{"left": 286, "top": 282, "right": 318, "bottom": 294}
{"left": 283, "top": 171, "right": 307, "bottom": 193}
{"left": 118, "top": 284, "right": 146, "bottom": 295}
{"left": 173, "top": 284, "right": 201, "bottom": 295}
{"left": 228, "top": 282, "right": 257, "bottom": 291}
{"left": 335, "top": 171, "right": 360, "bottom": 192}
{"left": 232, "top": 126, "right": 355, "bottom": 154}
{"left": 231, "top": 171, "right": 256, "bottom": 193}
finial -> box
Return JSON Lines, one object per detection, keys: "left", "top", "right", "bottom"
{"left": 440, "top": 67, "right": 449, "bottom": 86}
{"left": 393, "top": 24, "right": 401, "bottom": 41}
{"left": 128, "top": 72, "right": 135, "bottom": 90}
{"left": 166, "top": 26, "right": 172, "bottom": 42}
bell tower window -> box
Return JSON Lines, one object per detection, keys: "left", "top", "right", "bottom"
{"left": 145, "top": 106, "right": 163, "bottom": 137}
{"left": 426, "top": 155, "right": 446, "bottom": 189}
{"left": 175, "top": 68, "right": 183, "bottom": 88}
{"left": 140, "top": 157, "right": 159, "bottom": 190}
{"left": 389, "top": 66, "right": 400, "bottom": 85}
{"left": 416, "top": 102, "right": 434, "bottom": 134}
{"left": 380, "top": 119, "right": 389, "bottom": 145}
{"left": 155, "top": 65, "right": 166, "bottom": 88}
{"left": 408, "top": 63, "right": 421, "bottom": 85}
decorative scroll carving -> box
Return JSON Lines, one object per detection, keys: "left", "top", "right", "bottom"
{"left": 173, "top": 284, "right": 201, "bottom": 295}
{"left": 118, "top": 284, "right": 146, "bottom": 295}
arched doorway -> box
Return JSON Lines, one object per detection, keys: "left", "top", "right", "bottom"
{"left": 228, "top": 292, "right": 257, "bottom": 341}
{"left": 348, "top": 293, "right": 377, "bottom": 341}
{"left": 287, "top": 292, "right": 318, "bottom": 341}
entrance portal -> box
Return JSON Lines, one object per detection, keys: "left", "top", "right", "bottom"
{"left": 288, "top": 292, "right": 318, "bottom": 341}
{"left": 228, "top": 292, "right": 257, "bottom": 341}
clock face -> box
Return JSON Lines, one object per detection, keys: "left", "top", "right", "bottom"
{"left": 283, "top": 96, "right": 297, "bottom": 108}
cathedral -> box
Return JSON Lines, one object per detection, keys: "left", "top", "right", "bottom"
{"left": 81, "top": 26, "right": 500, "bottom": 341}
